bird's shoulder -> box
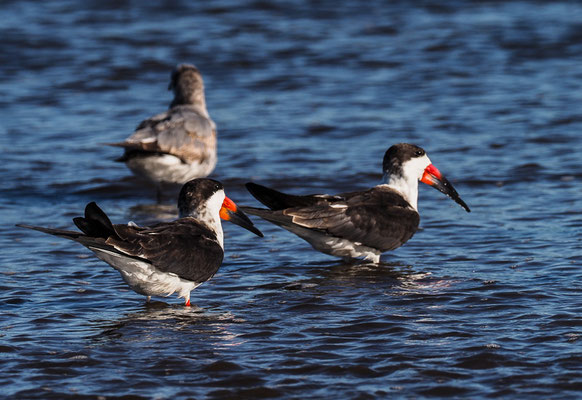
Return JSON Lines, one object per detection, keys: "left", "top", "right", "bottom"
{"left": 107, "top": 218, "right": 223, "bottom": 283}
{"left": 111, "top": 218, "right": 219, "bottom": 249}
{"left": 135, "top": 105, "right": 215, "bottom": 135}
{"left": 285, "top": 186, "right": 413, "bottom": 215}
{"left": 340, "top": 186, "right": 413, "bottom": 208}
{"left": 284, "top": 186, "right": 419, "bottom": 236}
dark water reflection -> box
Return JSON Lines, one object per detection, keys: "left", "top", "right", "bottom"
{"left": 2, "top": 0, "right": 582, "bottom": 399}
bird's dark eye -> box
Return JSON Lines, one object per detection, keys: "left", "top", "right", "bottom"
{"left": 415, "top": 149, "right": 425, "bottom": 157}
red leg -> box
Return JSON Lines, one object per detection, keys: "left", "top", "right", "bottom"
{"left": 185, "top": 298, "right": 191, "bottom": 307}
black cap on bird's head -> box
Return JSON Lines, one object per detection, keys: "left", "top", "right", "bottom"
{"left": 178, "top": 178, "right": 222, "bottom": 214}
{"left": 178, "top": 179, "right": 263, "bottom": 237}
{"left": 382, "top": 143, "right": 428, "bottom": 176}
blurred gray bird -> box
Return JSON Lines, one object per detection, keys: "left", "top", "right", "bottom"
{"left": 110, "top": 64, "right": 217, "bottom": 201}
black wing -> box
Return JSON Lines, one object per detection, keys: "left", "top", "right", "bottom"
{"left": 18, "top": 202, "right": 223, "bottom": 284}
{"left": 285, "top": 188, "right": 419, "bottom": 252}
{"left": 245, "top": 185, "right": 420, "bottom": 252}
{"left": 245, "top": 182, "right": 341, "bottom": 210}
{"left": 108, "top": 219, "right": 224, "bottom": 284}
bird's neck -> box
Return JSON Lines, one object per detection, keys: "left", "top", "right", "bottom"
{"left": 382, "top": 172, "right": 419, "bottom": 211}
{"left": 170, "top": 93, "right": 209, "bottom": 117}
{"left": 181, "top": 210, "right": 224, "bottom": 248}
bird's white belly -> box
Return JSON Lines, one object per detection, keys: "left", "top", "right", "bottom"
{"left": 284, "top": 224, "right": 381, "bottom": 263}
{"left": 321, "top": 237, "right": 381, "bottom": 263}
{"left": 126, "top": 153, "right": 217, "bottom": 185}
{"left": 90, "top": 248, "right": 201, "bottom": 300}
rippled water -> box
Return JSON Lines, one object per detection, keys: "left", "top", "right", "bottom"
{"left": 2, "top": 1, "right": 582, "bottom": 398}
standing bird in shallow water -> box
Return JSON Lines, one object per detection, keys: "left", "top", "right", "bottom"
{"left": 109, "top": 64, "right": 217, "bottom": 201}
{"left": 17, "top": 179, "right": 263, "bottom": 306}
{"left": 242, "top": 143, "right": 470, "bottom": 264}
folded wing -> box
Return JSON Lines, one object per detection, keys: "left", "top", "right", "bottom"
{"left": 110, "top": 105, "right": 216, "bottom": 164}
{"left": 245, "top": 184, "right": 420, "bottom": 253}
{"left": 18, "top": 202, "right": 223, "bottom": 284}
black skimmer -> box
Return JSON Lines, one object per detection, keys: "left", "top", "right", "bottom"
{"left": 243, "top": 143, "right": 470, "bottom": 263}
{"left": 109, "top": 64, "right": 217, "bottom": 200}
{"left": 17, "top": 179, "right": 263, "bottom": 306}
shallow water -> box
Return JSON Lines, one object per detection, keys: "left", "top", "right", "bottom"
{"left": 1, "top": 1, "right": 582, "bottom": 398}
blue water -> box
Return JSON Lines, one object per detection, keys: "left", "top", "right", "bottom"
{"left": 1, "top": 1, "right": 582, "bottom": 398}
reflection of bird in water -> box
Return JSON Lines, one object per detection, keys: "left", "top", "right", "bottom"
{"left": 109, "top": 64, "right": 217, "bottom": 201}
{"left": 244, "top": 143, "right": 470, "bottom": 263}
{"left": 18, "top": 179, "right": 262, "bottom": 306}
{"left": 90, "top": 303, "right": 242, "bottom": 346}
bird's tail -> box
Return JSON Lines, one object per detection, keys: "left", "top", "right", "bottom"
{"left": 73, "top": 202, "right": 116, "bottom": 238}
{"left": 15, "top": 224, "right": 84, "bottom": 240}
{"left": 245, "top": 182, "right": 318, "bottom": 210}
{"left": 17, "top": 202, "right": 117, "bottom": 241}
{"left": 239, "top": 206, "right": 297, "bottom": 228}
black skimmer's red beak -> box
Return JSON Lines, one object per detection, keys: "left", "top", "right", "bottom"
{"left": 220, "top": 196, "right": 264, "bottom": 237}
{"left": 421, "top": 164, "right": 471, "bottom": 212}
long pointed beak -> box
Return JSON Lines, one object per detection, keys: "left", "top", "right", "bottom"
{"left": 220, "top": 196, "right": 264, "bottom": 237}
{"left": 421, "top": 164, "right": 471, "bottom": 212}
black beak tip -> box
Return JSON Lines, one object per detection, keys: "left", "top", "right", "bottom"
{"left": 451, "top": 194, "right": 470, "bottom": 213}
{"left": 253, "top": 228, "right": 264, "bottom": 238}
{"left": 227, "top": 209, "right": 264, "bottom": 237}
{"left": 432, "top": 176, "right": 471, "bottom": 213}
{"left": 244, "top": 220, "right": 264, "bottom": 237}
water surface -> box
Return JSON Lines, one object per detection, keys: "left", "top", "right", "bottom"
{"left": 1, "top": 1, "right": 581, "bottom": 398}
